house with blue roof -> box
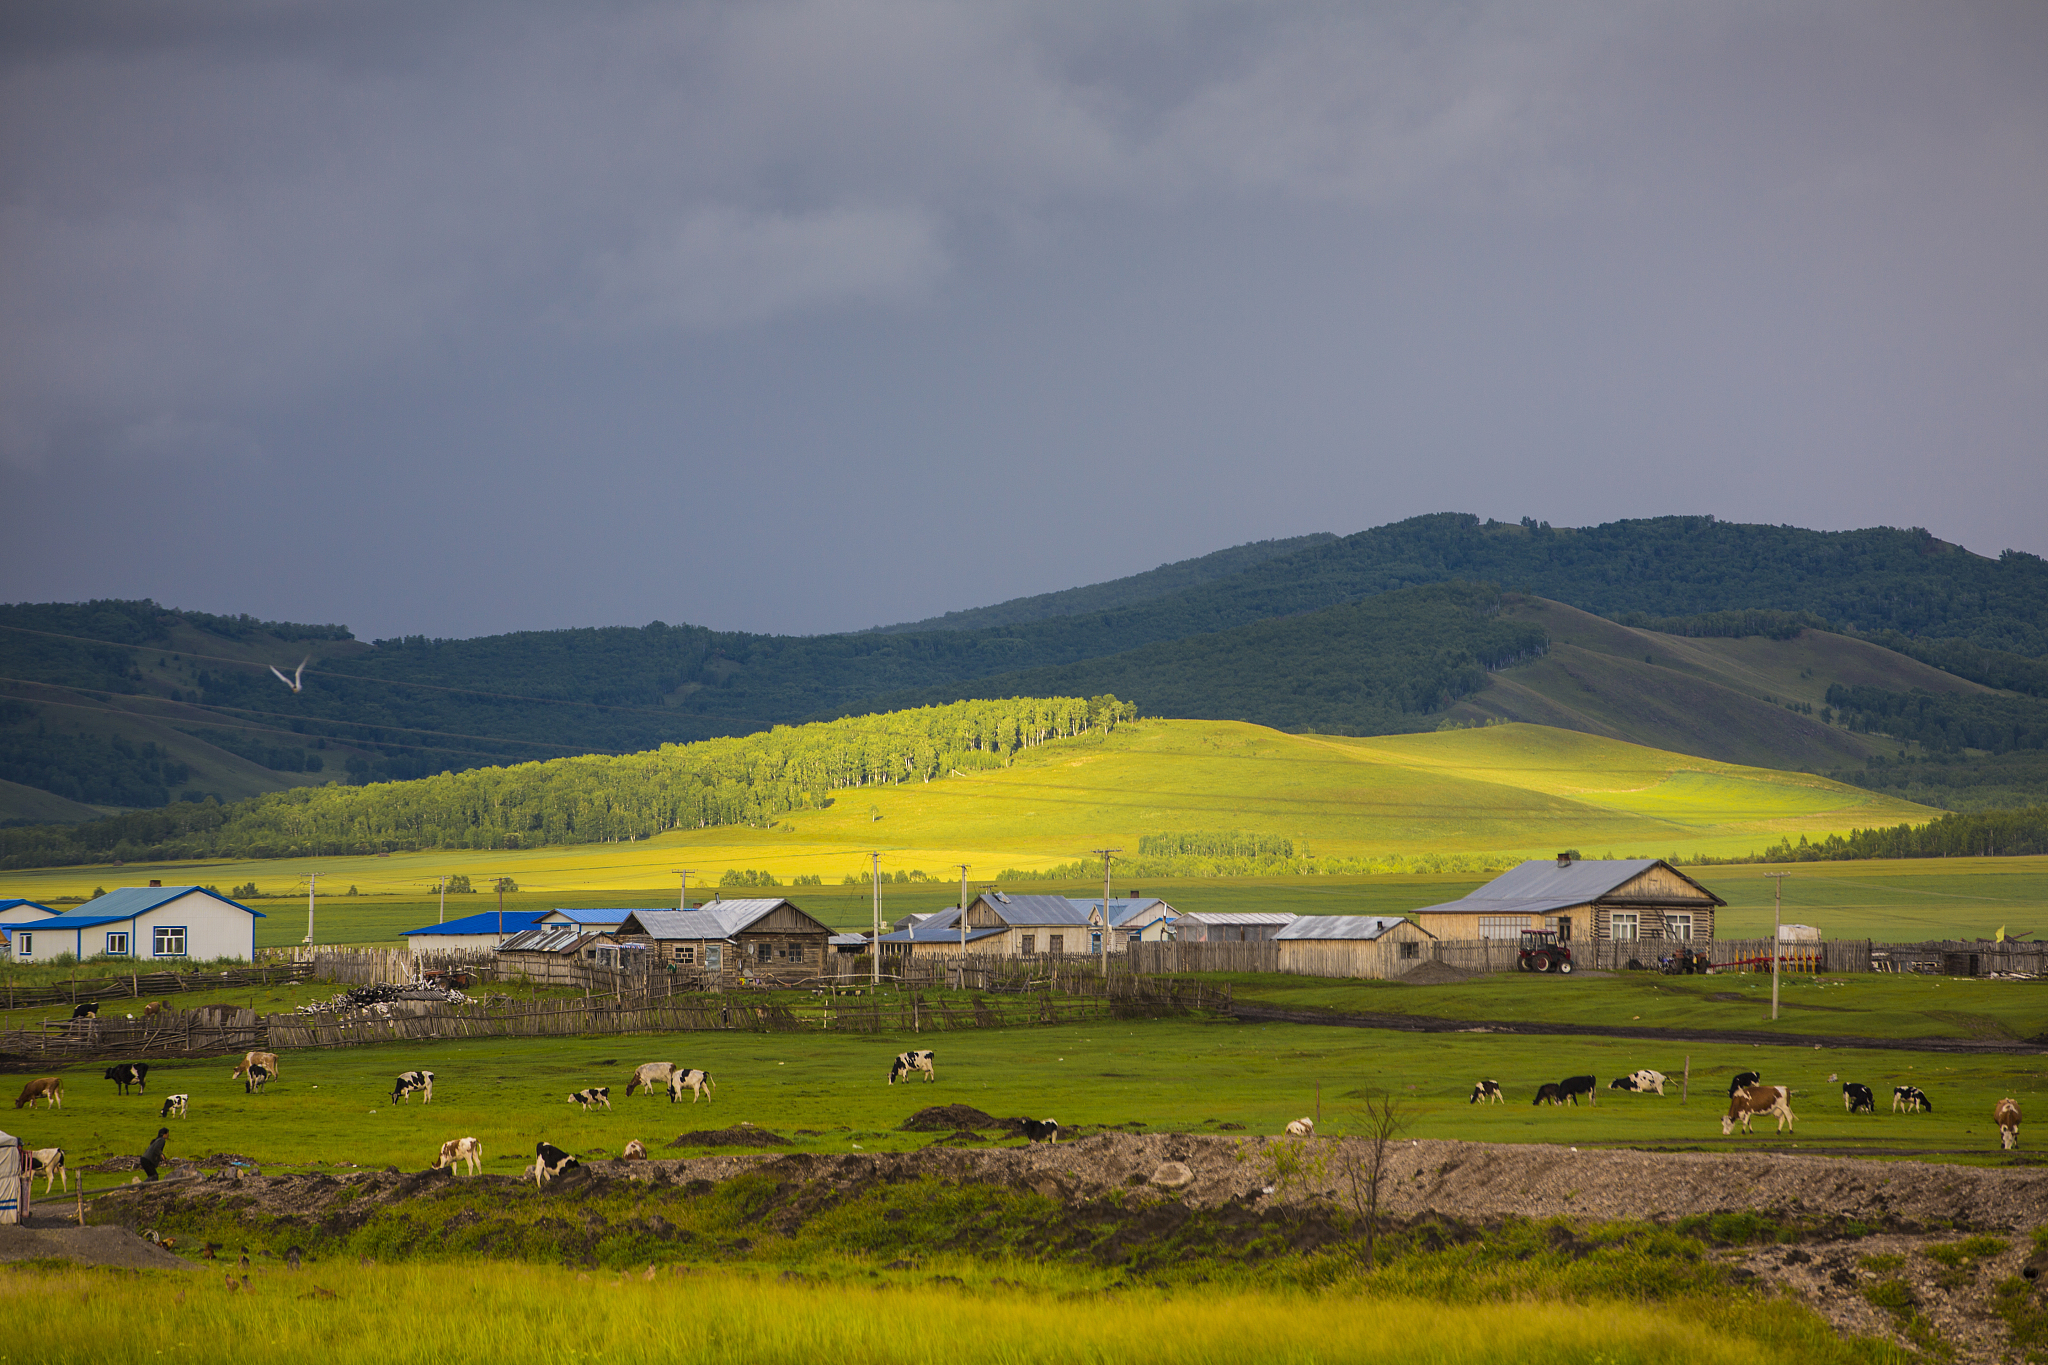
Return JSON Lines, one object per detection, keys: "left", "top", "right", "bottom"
{"left": 0, "top": 900, "right": 60, "bottom": 956}
{"left": 402, "top": 908, "right": 552, "bottom": 954}
{"left": 16, "top": 884, "right": 263, "bottom": 964}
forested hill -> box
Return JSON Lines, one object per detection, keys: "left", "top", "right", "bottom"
{"left": 869, "top": 532, "right": 1337, "bottom": 634}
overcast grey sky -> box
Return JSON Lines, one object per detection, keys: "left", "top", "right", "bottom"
{"left": 3, "top": 1, "right": 2043, "bottom": 641}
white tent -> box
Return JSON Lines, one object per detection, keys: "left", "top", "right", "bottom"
{"left": 0, "top": 1132, "right": 27, "bottom": 1223}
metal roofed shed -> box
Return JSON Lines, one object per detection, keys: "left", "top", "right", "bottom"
{"left": 1273, "top": 914, "right": 1437, "bottom": 979}
{"left": 1174, "top": 911, "right": 1296, "bottom": 943}
{"left": 495, "top": 927, "right": 624, "bottom": 985}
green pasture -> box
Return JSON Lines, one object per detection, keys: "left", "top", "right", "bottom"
{"left": 13, "top": 1012, "right": 2041, "bottom": 1203}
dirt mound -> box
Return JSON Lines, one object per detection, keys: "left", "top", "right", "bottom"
{"left": 1397, "top": 960, "right": 1477, "bottom": 986}
{"left": 900, "top": 1104, "right": 1010, "bottom": 1132}
{"left": 926, "top": 1131, "right": 989, "bottom": 1146}
{"left": 665, "top": 1126, "right": 793, "bottom": 1149}
{"left": 0, "top": 1224, "right": 193, "bottom": 1270}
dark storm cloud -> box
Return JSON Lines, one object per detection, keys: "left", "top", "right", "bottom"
{"left": 1, "top": 1, "right": 2042, "bottom": 638}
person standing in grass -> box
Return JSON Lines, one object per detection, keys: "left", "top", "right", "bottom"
{"left": 139, "top": 1127, "right": 169, "bottom": 1182}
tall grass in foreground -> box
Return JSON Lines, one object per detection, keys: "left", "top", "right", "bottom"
{"left": 1, "top": 1262, "right": 1904, "bottom": 1365}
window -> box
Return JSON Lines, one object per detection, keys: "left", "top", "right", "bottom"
{"left": 16, "top": 932, "right": 31, "bottom": 958}
{"left": 756, "top": 942, "right": 772, "bottom": 961}
{"left": 1048, "top": 934, "right": 1064, "bottom": 955}
{"left": 786, "top": 945, "right": 804, "bottom": 963}
{"left": 1397, "top": 940, "right": 1420, "bottom": 960}
{"left": 704, "top": 945, "right": 722, "bottom": 971}
{"left": 1665, "top": 914, "right": 1693, "bottom": 942}
{"left": 1477, "top": 916, "right": 1525, "bottom": 940}
{"left": 1610, "top": 912, "right": 1638, "bottom": 942}
{"left": 1128, "top": 930, "right": 1143, "bottom": 945}
{"left": 153, "top": 926, "right": 187, "bottom": 957}
{"left": 1090, "top": 931, "right": 1102, "bottom": 955}
{"left": 105, "top": 932, "right": 129, "bottom": 956}
{"left": 1020, "top": 934, "right": 1035, "bottom": 954}
{"left": 673, "top": 945, "right": 694, "bottom": 964}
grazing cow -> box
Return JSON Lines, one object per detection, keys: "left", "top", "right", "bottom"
{"left": 888, "top": 1050, "right": 936, "bottom": 1085}
{"left": 70, "top": 1002, "right": 99, "bottom": 1021}
{"left": 1533, "top": 1083, "right": 1563, "bottom": 1106}
{"left": 1893, "top": 1085, "right": 1932, "bottom": 1113}
{"left": 143, "top": 1002, "right": 165, "bottom": 1021}
{"left": 1557, "top": 1075, "right": 1597, "bottom": 1107}
{"left": 532, "top": 1141, "right": 579, "bottom": 1188}
{"left": 231, "top": 1052, "right": 279, "bottom": 1083}
{"left": 1842, "top": 1083, "right": 1875, "bottom": 1114}
{"left": 28, "top": 1148, "right": 65, "bottom": 1194}
{"left": 1995, "top": 1098, "right": 2021, "bottom": 1152}
{"left": 103, "top": 1063, "right": 149, "bottom": 1095}
{"left": 622, "top": 1139, "right": 648, "bottom": 1160}
{"left": 1722, "top": 1085, "right": 1797, "bottom": 1136}
{"left": 1469, "top": 1080, "right": 1503, "bottom": 1104}
{"left": 625, "top": 1062, "right": 677, "bottom": 1098}
{"left": 569, "top": 1087, "right": 612, "bottom": 1112}
{"left": 1019, "top": 1119, "right": 1061, "bottom": 1145}
{"left": 391, "top": 1071, "right": 434, "bottom": 1104}
{"left": 1728, "top": 1071, "right": 1761, "bottom": 1097}
{"left": 436, "top": 1136, "right": 483, "bottom": 1176}
{"left": 1608, "top": 1069, "right": 1667, "bottom": 1095}
{"left": 244, "top": 1065, "right": 273, "bottom": 1095}
{"left": 666, "top": 1068, "right": 714, "bottom": 1104}
{"left": 1284, "top": 1118, "right": 1315, "bottom": 1137}
{"left": 160, "top": 1094, "right": 189, "bottom": 1119}
{"left": 12, "top": 1078, "right": 61, "bottom": 1110}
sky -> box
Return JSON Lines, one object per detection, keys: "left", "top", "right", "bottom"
{"left": 2, "top": 0, "right": 2044, "bottom": 643}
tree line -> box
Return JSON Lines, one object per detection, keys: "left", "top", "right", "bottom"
{"left": 1824, "top": 684, "right": 2048, "bottom": 756}
{"left": 1752, "top": 805, "right": 2048, "bottom": 862}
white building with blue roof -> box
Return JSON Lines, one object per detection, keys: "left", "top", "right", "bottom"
{"left": 17, "top": 885, "right": 263, "bottom": 963}
{"left": 402, "top": 908, "right": 552, "bottom": 955}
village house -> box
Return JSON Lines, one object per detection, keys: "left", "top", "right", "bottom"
{"left": 954, "top": 892, "right": 1175, "bottom": 956}
{"left": 494, "top": 924, "right": 627, "bottom": 985}
{"left": 873, "top": 907, "right": 1007, "bottom": 960}
{"left": 1273, "top": 915, "right": 1438, "bottom": 979}
{"left": 19, "top": 884, "right": 262, "bottom": 963}
{"left": 612, "top": 899, "right": 834, "bottom": 985}
{"left": 0, "top": 900, "right": 58, "bottom": 958}
{"left": 1406, "top": 855, "right": 1723, "bottom": 944}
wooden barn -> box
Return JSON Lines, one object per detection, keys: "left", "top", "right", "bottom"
{"left": 613, "top": 899, "right": 834, "bottom": 986}
{"left": 1272, "top": 915, "right": 1438, "bottom": 980}
{"left": 1406, "top": 855, "right": 1723, "bottom": 944}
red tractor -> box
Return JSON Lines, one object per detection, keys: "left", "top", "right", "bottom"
{"left": 1516, "top": 929, "right": 1574, "bottom": 975}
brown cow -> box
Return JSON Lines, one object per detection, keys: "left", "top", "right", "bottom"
{"left": 1722, "top": 1085, "right": 1797, "bottom": 1136}
{"left": 12, "top": 1078, "right": 61, "bottom": 1110}
{"left": 1996, "top": 1097, "right": 2022, "bottom": 1152}
{"left": 230, "top": 1052, "right": 279, "bottom": 1083}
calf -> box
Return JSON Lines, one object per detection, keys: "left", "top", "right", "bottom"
{"left": 1019, "top": 1119, "right": 1061, "bottom": 1145}
{"left": 1893, "top": 1085, "right": 1932, "bottom": 1113}
{"left": 244, "top": 1065, "right": 272, "bottom": 1095}
{"left": 160, "top": 1094, "right": 189, "bottom": 1119}
{"left": 1722, "top": 1084, "right": 1797, "bottom": 1136}
{"left": 12, "top": 1078, "right": 61, "bottom": 1110}
{"left": 1995, "top": 1098, "right": 2021, "bottom": 1151}
{"left": 622, "top": 1139, "right": 648, "bottom": 1161}
{"left": 532, "top": 1141, "right": 579, "bottom": 1188}
{"left": 1557, "top": 1075, "right": 1597, "bottom": 1107}
{"left": 1284, "top": 1118, "right": 1315, "bottom": 1137}
{"left": 1469, "top": 1080, "right": 1503, "bottom": 1104}
{"left": 143, "top": 1001, "right": 165, "bottom": 1021}
{"left": 1532, "top": 1083, "right": 1563, "bottom": 1106}
{"left": 888, "top": 1050, "right": 936, "bottom": 1085}
{"left": 436, "top": 1136, "right": 483, "bottom": 1176}
{"left": 70, "top": 1002, "right": 99, "bottom": 1021}
{"left": 1842, "top": 1083, "right": 1875, "bottom": 1114}
{"left": 667, "top": 1068, "right": 714, "bottom": 1103}
{"left": 103, "top": 1063, "right": 149, "bottom": 1095}
{"left": 569, "top": 1086, "right": 612, "bottom": 1112}
{"left": 624, "top": 1062, "right": 676, "bottom": 1097}
{"left": 1609, "top": 1069, "right": 1666, "bottom": 1095}
{"left": 392, "top": 1071, "right": 434, "bottom": 1104}
{"left": 230, "top": 1052, "right": 279, "bottom": 1084}
{"left": 28, "top": 1148, "right": 65, "bottom": 1194}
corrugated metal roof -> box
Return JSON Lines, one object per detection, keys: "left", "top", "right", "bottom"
{"left": 975, "top": 894, "right": 1096, "bottom": 926}
{"left": 51, "top": 886, "right": 264, "bottom": 921}
{"left": 496, "top": 925, "right": 605, "bottom": 955}
{"left": 1176, "top": 912, "right": 1297, "bottom": 926}
{"left": 1274, "top": 915, "right": 1428, "bottom": 941}
{"left": 829, "top": 933, "right": 871, "bottom": 947}
{"left": 29, "top": 911, "right": 133, "bottom": 930}
{"left": 404, "top": 909, "right": 550, "bottom": 938}
{"left": 1460, "top": 859, "right": 1656, "bottom": 900}
{"left": 1067, "top": 897, "right": 1176, "bottom": 927}
{"left": 540, "top": 909, "right": 630, "bottom": 925}
{"left": 1408, "top": 895, "right": 1597, "bottom": 918}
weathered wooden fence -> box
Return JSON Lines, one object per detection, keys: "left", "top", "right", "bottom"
{"left": 1, "top": 1007, "right": 268, "bottom": 1065}
{"left": 0, "top": 962, "right": 311, "bottom": 1012}
{"left": 1128, "top": 941, "right": 1281, "bottom": 975}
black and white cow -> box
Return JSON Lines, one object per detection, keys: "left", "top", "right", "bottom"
{"left": 1533, "top": 1083, "right": 1563, "bottom": 1106}
{"left": 103, "top": 1063, "right": 149, "bottom": 1095}
{"left": 28, "top": 1148, "right": 65, "bottom": 1194}
{"left": 391, "top": 1071, "right": 434, "bottom": 1104}
{"left": 1469, "top": 1080, "right": 1503, "bottom": 1104}
{"left": 1019, "top": 1119, "right": 1061, "bottom": 1144}
{"left": 1893, "top": 1085, "right": 1932, "bottom": 1113}
{"left": 532, "top": 1141, "right": 580, "bottom": 1188}
{"left": 888, "top": 1050, "right": 936, "bottom": 1085}
{"left": 1728, "top": 1071, "right": 1761, "bottom": 1098}
{"left": 160, "top": 1093, "right": 189, "bottom": 1118}
{"left": 1608, "top": 1069, "right": 1666, "bottom": 1095}
{"left": 1557, "top": 1075, "right": 1597, "bottom": 1107}
{"left": 70, "top": 1002, "right": 99, "bottom": 1021}
{"left": 1842, "top": 1083, "right": 1875, "bottom": 1114}
{"left": 244, "top": 1065, "right": 272, "bottom": 1095}
{"left": 667, "top": 1069, "right": 714, "bottom": 1103}
{"left": 569, "top": 1087, "right": 611, "bottom": 1112}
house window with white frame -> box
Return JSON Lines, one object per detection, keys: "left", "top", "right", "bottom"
{"left": 1477, "top": 916, "right": 1524, "bottom": 939}
{"left": 16, "top": 932, "right": 31, "bottom": 958}
{"left": 106, "top": 932, "right": 129, "bottom": 957}
{"left": 1665, "top": 913, "right": 1693, "bottom": 942}
{"left": 153, "top": 925, "right": 188, "bottom": 957}
{"left": 1609, "top": 912, "right": 1639, "bottom": 942}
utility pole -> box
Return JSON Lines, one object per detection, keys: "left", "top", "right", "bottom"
{"left": 494, "top": 876, "right": 507, "bottom": 944}
{"left": 437, "top": 875, "right": 447, "bottom": 925}
{"left": 870, "top": 852, "right": 882, "bottom": 988}
{"left": 673, "top": 870, "right": 695, "bottom": 912}
{"left": 1763, "top": 871, "right": 1788, "bottom": 1021}
{"left": 957, "top": 863, "right": 971, "bottom": 954}
{"left": 1091, "top": 848, "right": 1121, "bottom": 977}
{"left": 303, "top": 873, "right": 317, "bottom": 946}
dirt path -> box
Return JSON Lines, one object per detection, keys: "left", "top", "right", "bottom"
{"left": 1229, "top": 1001, "right": 2048, "bottom": 1054}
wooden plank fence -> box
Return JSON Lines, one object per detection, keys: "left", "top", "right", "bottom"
{"left": 0, "top": 963, "right": 310, "bottom": 1013}
{"left": 1129, "top": 942, "right": 1280, "bottom": 975}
